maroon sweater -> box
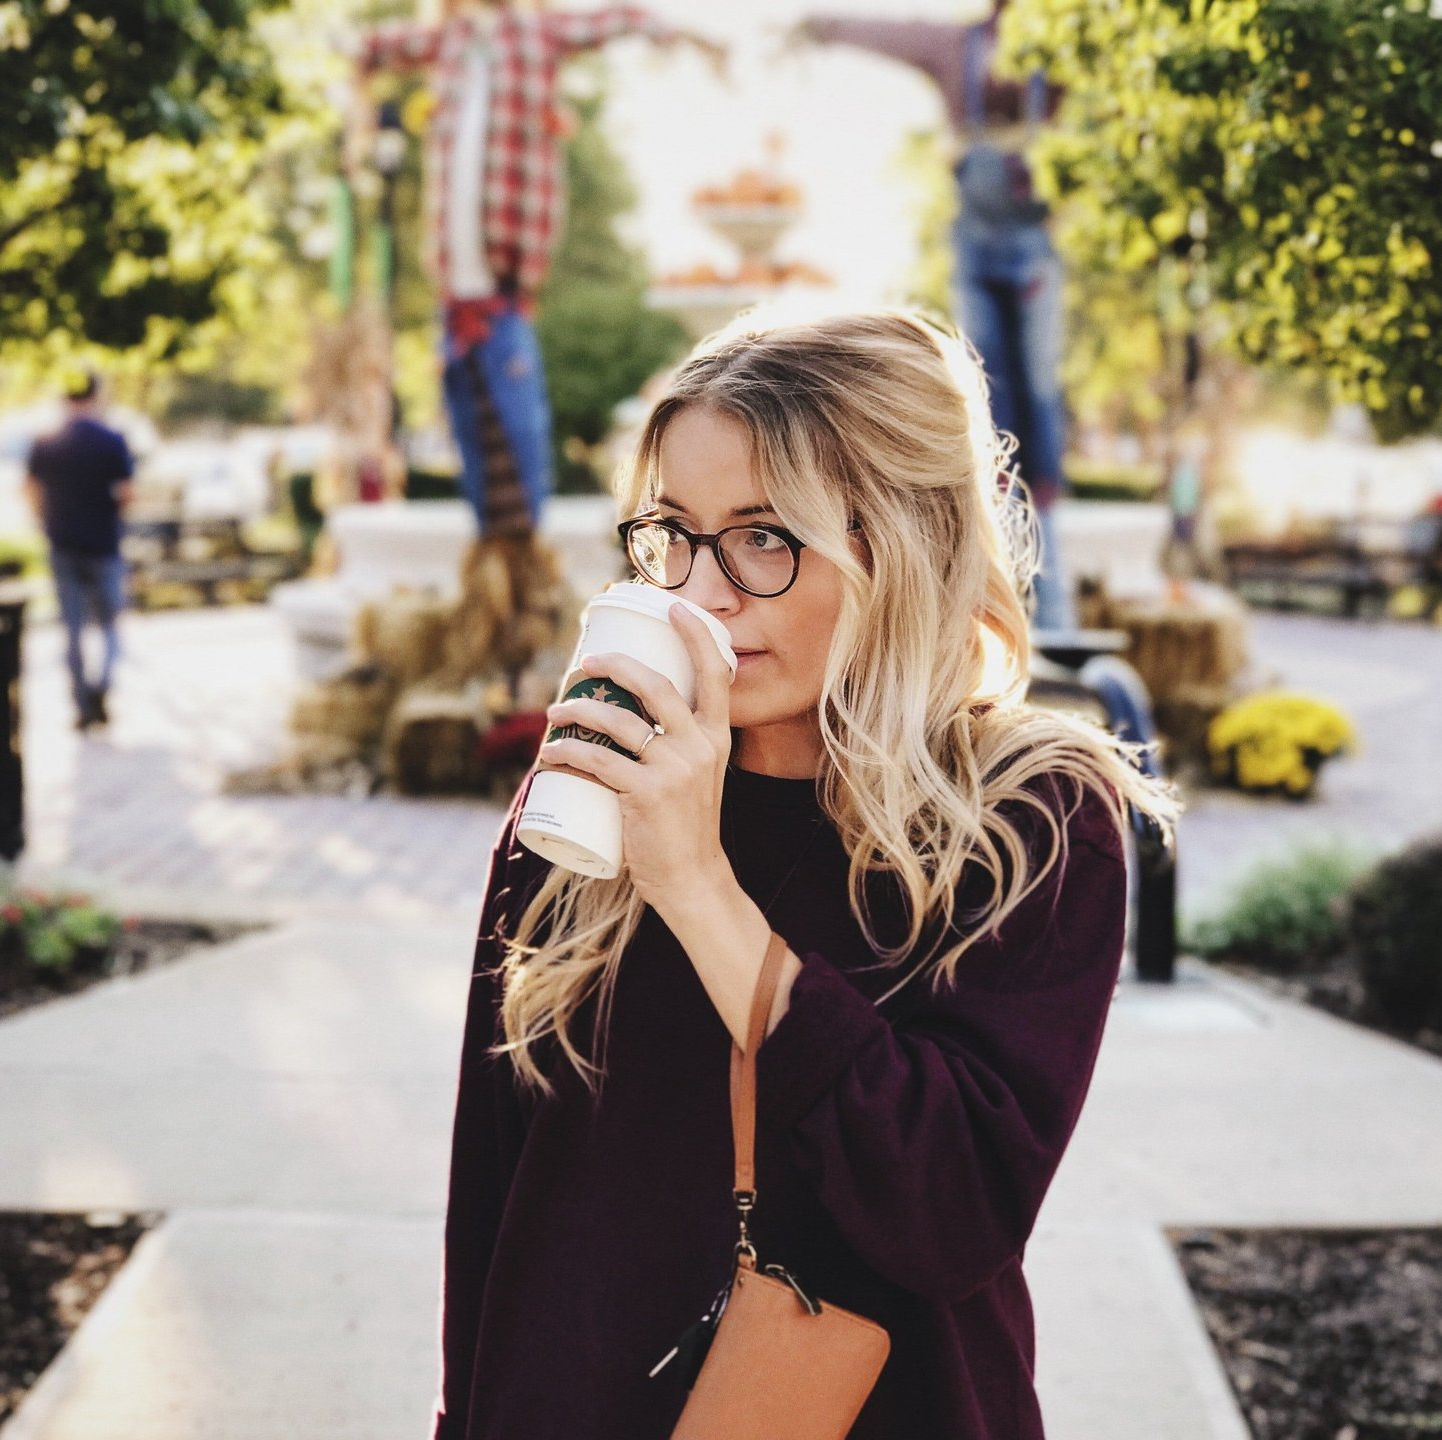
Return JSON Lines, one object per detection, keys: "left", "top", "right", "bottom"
{"left": 433, "top": 764, "right": 1129, "bottom": 1439}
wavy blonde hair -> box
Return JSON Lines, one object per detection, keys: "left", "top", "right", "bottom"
{"left": 494, "top": 307, "right": 1181, "bottom": 1098}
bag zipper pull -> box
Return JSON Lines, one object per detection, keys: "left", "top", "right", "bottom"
{"left": 763, "top": 1263, "right": 822, "bottom": 1316}
{"left": 648, "top": 1280, "right": 731, "bottom": 1384}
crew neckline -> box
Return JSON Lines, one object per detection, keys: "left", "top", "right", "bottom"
{"left": 725, "top": 763, "right": 824, "bottom": 810}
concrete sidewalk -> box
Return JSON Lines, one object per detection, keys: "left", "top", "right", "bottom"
{"left": 3, "top": 916, "right": 1441, "bottom": 1439}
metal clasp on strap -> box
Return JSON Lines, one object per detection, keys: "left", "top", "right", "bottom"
{"left": 763, "top": 1263, "right": 822, "bottom": 1316}
{"left": 733, "top": 1188, "right": 757, "bottom": 1263}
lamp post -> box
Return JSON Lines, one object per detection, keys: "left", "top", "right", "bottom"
{"left": 372, "top": 101, "right": 406, "bottom": 313}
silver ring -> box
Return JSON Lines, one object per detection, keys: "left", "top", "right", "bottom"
{"left": 634, "top": 726, "right": 662, "bottom": 761}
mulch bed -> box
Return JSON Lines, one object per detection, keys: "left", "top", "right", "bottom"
{"left": 1212, "top": 954, "right": 1442, "bottom": 1063}
{"left": 0, "top": 918, "right": 256, "bottom": 1022}
{"left": 1172, "top": 1227, "right": 1442, "bottom": 1440}
{"left": 0, "top": 1211, "right": 160, "bottom": 1424}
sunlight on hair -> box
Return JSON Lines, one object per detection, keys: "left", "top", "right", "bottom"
{"left": 495, "top": 307, "right": 1183, "bottom": 1097}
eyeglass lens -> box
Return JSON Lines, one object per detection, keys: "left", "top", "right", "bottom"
{"left": 627, "top": 522, "right": 796, "bottom": 596}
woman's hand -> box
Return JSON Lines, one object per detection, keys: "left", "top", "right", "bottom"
{"left": 539, "top": 604, "right": 736, "bottom": 913}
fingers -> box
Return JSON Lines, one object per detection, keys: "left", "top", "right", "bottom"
{"left": 578, "top": 652, "right": 692, "bottom": 734}
{"left": 668, "top": 603, "right": 734, "bottom": 732}
{"left": 540, "top": 734, "right": 641, "bottom": 793}
{"left": 546, "top": 696, "right": 657, "bottom": 757}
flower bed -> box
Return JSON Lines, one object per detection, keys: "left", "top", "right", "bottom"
{"left": 0, "top": 1211, "right": 157, "bottom": 1425}
{"left": 1172, "top": 1227, "right": 1442, "bottom": 1440}
{"left": 0, "top": 890, "right": 256, "bottom": 1020}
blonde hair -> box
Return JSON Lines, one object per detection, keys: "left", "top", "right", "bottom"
{"left": 494, "top": 307, "right": 1181, "bottom": 1098}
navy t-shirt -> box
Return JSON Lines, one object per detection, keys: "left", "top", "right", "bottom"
{"left": 27, "top": 417, "right": 133, "bottom": 557}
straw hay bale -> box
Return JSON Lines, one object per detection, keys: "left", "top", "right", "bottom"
{"left": 441, "top": 533, "right": 579, "bottom": 684}
{"left": 383, "top": 682, "right": 492, "bottom": 795}
{"left": 353, "top": 590, "right": 456, "bottom": 689}
{"left": 1080, "top": 583, "right": 1250, "bottom": 701}
{"left": 290, "top": 663, "right": 399, "bottom": 747}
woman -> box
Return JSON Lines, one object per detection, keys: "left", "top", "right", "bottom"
{"left": 432, "top": 310, "right": 1180, "bottom": 1439}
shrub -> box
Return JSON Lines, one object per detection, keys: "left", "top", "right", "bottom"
{"left": 1344, "top": 836, "right": 1442, "bottom": 1035}
{"left": 1184, "top": 844, "right": 1372, "bottom": 972}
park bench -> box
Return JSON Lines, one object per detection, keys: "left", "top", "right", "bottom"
{"left": 123, "top": 518, "right": 304, "bottom": 609}
{"left": 1223, "top": 513, "right": 1442, "bottom": 618}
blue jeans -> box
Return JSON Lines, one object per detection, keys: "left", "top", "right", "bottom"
{"left": 441, "top": 307, "right": 552, "bottom": 534}
{"left": 51, "top": 548, "right": 125, "bottom": 708}
{"left": 1028, "top": 498, "right": 1075, "bottom": 631}
{"left": 953, "top": 214, "right": 1075, "bottom": 629}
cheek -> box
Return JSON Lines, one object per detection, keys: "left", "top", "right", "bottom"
{"left": 749, "top": 575, "right": 843, "bottom": 690}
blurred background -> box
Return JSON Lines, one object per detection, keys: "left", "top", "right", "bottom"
{"left": 1, "top": 2, "right": 1439, "bottom": 1439}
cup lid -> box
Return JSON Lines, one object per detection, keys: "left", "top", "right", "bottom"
{"left": 589, "top": 582, "right": 738, "bottom": 675}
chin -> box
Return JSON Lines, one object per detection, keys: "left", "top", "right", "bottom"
{"left": 728, "top": 687, "right": 811, "bottom": 733}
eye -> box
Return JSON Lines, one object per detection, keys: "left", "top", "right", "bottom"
{"left": 741, "top": 527, "right": 788, "bottom": 551}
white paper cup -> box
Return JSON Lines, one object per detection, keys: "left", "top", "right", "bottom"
{"left": 517, "top": 583, "right": 737, "bottom": 879}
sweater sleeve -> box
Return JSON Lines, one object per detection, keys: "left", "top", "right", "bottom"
{"left": 755, "top": 784, "right": 1128, "bottom": 1303}
{"left": 546, "top": 7, "right": 674, "bottom": 58}
{"left": 356, "top": 18, "right": 445, "bottom": 74}
{"left": 432, "top": 780, "right": 538, "bottom": 1440}
{"left": 804, "top": 16, "right": 961, "bottom": 95}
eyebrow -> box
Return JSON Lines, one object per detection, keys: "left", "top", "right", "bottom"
{"left": 653, "top": 493, "right": 779, "bottom": 519}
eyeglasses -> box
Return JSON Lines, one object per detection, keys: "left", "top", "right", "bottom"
{"left": 617, "top": 516, "right": 811, "bottom": 598}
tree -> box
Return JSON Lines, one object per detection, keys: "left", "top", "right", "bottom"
{"left": 535, "top": 73, "right": 690, "bottom": 492}
{"left": 1003, "top": 0, "right": 1442, "bottom": 441}
{"left": 0, "top": 0, "right": 288, "bottom": 368}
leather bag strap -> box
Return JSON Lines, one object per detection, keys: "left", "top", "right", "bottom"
{"left": 728, "top": 931, "right": 789, "bottom": 1198}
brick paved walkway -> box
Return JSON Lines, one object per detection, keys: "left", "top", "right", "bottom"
{"left": 16, "top": 606, "right": 505, "bottom": 918}
{"left": 13, "top": 600, "right": 1441, "bottom": 924}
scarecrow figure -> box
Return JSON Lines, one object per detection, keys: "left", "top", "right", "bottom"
{"left": 355, "top": 3, "right": 723, "bottom": 535}
{"left": 794, "top": 4, "right": 1076, "bottom": 628}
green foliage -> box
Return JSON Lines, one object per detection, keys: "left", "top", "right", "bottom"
{"left": 1344, "top": 835, "right": 1442, "bottom": 1035}
{"left": 0, "top": 0, "right": 288, "bottom": 366}
{"left": 1183, "top": 842, "right": 1371, "bottom": 972}
{"left": 0, "top": 889, "right": 123, "bottom": 975}
{"left": 1067, "top": 457, "right": 1165, "bottom": 502}
{"left": 893, "top": 128, "right": 957, "bottom": 320}
{"left": 535, "top": 78, "right": 689, "bottom": 492}
{"left": 154, "top": 374, "right": 282, "bottom": 428}
{"left": 1004, "top": 0, "right": 1442, "bottom": 441}
{"left": 0, "top": 532, "right": 49, "bottom": 581}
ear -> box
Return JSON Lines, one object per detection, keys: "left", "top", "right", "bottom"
{"left": 847, "top": 519, "right": 873, "bottom": 577}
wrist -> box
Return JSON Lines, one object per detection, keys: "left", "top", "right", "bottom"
{"left": 652, "top": 859, "right": 756, "bottom": 940}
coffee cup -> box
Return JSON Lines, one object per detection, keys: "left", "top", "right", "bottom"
{"left": 517, "top": 583, "right": 737, "bottom": 879}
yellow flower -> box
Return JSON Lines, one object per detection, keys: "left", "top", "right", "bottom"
{"left": 1207, "top": 691, "right": 1357, "bottom": 797}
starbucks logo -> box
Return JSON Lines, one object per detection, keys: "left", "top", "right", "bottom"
{"left": 546, "top": 676, "right": 648, "bottom": 755}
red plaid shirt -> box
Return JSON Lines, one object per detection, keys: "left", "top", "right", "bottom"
{"left": 359, "top": 8, "right": 673, "bottom": 302}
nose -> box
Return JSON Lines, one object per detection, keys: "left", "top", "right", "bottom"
{"left": 677, "top": 541, "right": 742, "bottom": 617}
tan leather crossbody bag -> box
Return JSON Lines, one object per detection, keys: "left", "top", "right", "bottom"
{"left": 650, "top": 932, "right": 891, "bottom": 1438}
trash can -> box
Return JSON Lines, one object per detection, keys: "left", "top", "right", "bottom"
{"left": 0, "top": 579, "right": 27, "bottom": 862}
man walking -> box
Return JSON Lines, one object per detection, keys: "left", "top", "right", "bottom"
{"left": 24, "top": 371, "right": 133, "bottom": 729}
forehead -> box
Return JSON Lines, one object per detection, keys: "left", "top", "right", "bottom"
{"left": 655, "top": 406, "right": 770, "bottom": 517}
